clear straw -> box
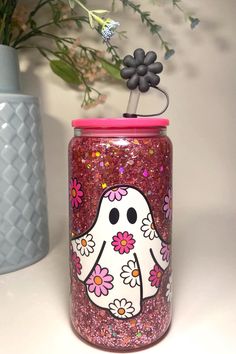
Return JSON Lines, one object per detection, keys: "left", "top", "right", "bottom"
{"left": 126, "top": 89, "right": 140, "bottom": 116}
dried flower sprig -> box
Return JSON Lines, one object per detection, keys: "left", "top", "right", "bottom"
{"left": 68, "top": 0, "right": 120, "bottom": 41}
{"left": 0, "top": 0, "right": 200, "bottom": 109}
{"left": 38, "top": 41, "right": 112, "bottom": 109}
{"left": 120, "top": 0, "right": 175, "bottom": 60}
{"left": 172, "top": 0, "right": 200, "bottom": 29}
{"left": 0, "top": 0, "right": 121, "bottom": 109}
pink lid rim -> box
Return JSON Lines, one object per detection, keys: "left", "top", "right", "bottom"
{"left": 72, "top": 117, "right": 169, "bottom": 129}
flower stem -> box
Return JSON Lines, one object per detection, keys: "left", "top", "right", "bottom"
{"left": 120, "top": 0, "right": 167, "bottom": 48}
{"left": 73, "top": 0, "right": 106, "bottom": 26}
{"left": 91, "top": 14, "right": 104, "bottom": 26}
{"left": 73, "top": 0, "right": 89, "bottom": 14}
{"left": 173, "top": 1, "right": 185, "bottom": 14}
{"left": 28, "top": 0, "right": 50, "bottom": 18}
{"left": 14, "top": 31, "right": 74, "bottom": 48}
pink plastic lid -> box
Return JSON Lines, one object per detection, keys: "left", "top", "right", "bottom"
{"left": 72, "top": 117, "right": 169, "bottom": 129}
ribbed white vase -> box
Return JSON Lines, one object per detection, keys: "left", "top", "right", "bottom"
{"left": 0, "top": 45, "right": 49, "bottom": 274}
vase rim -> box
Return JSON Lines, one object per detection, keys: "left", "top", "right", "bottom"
{"left": 0, "top": 44, "right": 16, "bottom": 49}
{"left": 0, "top": 94, "right": 38, "bottom": 102}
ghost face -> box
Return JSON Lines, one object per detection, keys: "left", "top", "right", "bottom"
{"left": 71, "top": 185, "right": 170, "bottom": 319}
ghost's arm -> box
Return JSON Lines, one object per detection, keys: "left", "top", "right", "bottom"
{"left": 71, "top": 234, "right": 105, "bottom": 282}
{"left": 150, "top": 236, "right": 170, "bottom": 271}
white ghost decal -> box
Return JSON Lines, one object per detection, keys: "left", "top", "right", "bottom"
{"left": 71, "top": 185, "right": 170, "bottom": 319}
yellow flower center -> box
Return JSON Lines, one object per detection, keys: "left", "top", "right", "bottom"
{"left": 81, "top": 239, "right": 87, "bottom": 247}
{"left": 156, "top": 271, "right": 162, "bottom": 279}
{"left": 132, "top": 269, "right": 139, "bottom": 277}
{"left": 94, "top": 276, "right": 103, "bottom": 285}
{"left": 120, "top": 239, "right": 127, "bottom": 246}
{"left": 112, "top": 188, "right": 118, "bottom": 191}
{"left": 150, "top": 223, "right": 155, "bottom": 230}
{"left": 118, "top": 307, "right": 125, "bottom": 315}
{"left": 71, "top": 188, "right": 77, "bottom": 198}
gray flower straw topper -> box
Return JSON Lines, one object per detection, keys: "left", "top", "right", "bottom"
{"left": 121, "top": 48, "right": 163, "bottom": 93}
{"left": 120, "top": 48, "right": 169, "bottom": 117}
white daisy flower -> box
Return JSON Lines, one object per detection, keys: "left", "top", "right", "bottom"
{"left": 166, "top": 275, "right": 172, "bottom": 303}
{"left": 120, "top": 260, "right": 141, "bottom": 288}
{"left": 109, "top": 298, "right": 135, "bottom": 318}
{"left": 141, "top": 213, "right": 158, "bottom": 240}
{"left": 76, "top": 234, "right": 95, "bottom": 257}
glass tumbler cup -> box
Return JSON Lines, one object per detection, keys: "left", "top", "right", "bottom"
{"left": 68, "top": 117, "right": 172, "bottom": 351}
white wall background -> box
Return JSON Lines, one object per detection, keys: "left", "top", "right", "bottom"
{"left": 2, "top": 1, "right": 235, "bottom": 353}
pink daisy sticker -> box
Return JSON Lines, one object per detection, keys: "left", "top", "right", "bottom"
{"left": 71, "top": 251, "right": 82, "bottom": 275}
{"left": 104, "top": 187, "right": 128, "bottom": 202}
{"left": 163, "top": 188, "right": 172, "bottom": 220}
{"left": 86, "top": 264, "right": 114, "bottom": 297}
{"left": 148, "top": 264, "right": 164, "bottom": 287}
{"left": 111, "top": 231, "right": 136, "bottom": 254}
{"left": 70, "top": 178, "right": 83, "bottom": 208}
{"left": 160, "top": 242, "right": 171, "bottom": 262}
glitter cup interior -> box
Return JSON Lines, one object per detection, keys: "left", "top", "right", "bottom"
{"left": 69, "top": 117, "right": 172, "bottom": 351}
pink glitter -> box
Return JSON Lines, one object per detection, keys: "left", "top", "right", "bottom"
{"left": 69, "top": 130, "right": 172, "bottom": 350}
{"left": 143, "top": 169, "right": 149, "bottom": 177}
{"left": 71, "top": 252, "right": 82, "bottom": 275}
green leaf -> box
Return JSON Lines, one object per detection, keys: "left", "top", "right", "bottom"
{"left": 99, "top": 58, "right": 121, "bottom": 80}
{"left": 50, "top": 60, "right": 82, "bottom": 85}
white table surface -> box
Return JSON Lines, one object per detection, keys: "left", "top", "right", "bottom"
{"left": 1, "top": 210, "right": 235, "bottom": 354}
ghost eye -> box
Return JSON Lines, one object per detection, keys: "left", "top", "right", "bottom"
{"left": 127, "top": 207, "right": 137, "bottom": 224}
{"left": 109, "top": 208, "right": 120, "bottom": 225}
